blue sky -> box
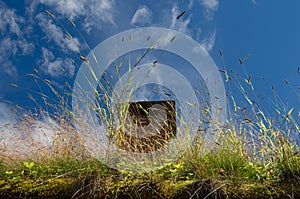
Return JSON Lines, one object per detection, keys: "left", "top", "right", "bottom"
{"left": 0, "top": 0, "right": 299, "bottom": 125}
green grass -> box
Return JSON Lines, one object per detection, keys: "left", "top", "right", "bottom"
{"left": 0, "top": 147, "right": 299, "bottom": 198}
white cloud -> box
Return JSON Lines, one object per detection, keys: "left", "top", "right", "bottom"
{"left": 1, "top": 61, "right": 18, "bottom": 78}
{"left": 157, "top": 31, "right": 177, "bottom": 48}
{"left": 170, "top": 6, "right": 191, "bottom": 34}
{"left": 199, "top": 0, "right": 219, "bottom": 11}
{"left": 0, "top": 36, "right": 31, "bottom": 78}
{"left": 34, "top": 0, "right": 116, "bottom": 31}
{"left": 0, "top": 37, "right": 33, "bottom": 77}
{"left": 199, "top": 0, "right": 219, "bottom": 19}
{"left": 40, "top": 48, "right": 75, "bottom": 78}
{"left": 37, "top": 14, "right": 79, "bottom": 53}
{"left": 0, "top": 1, "right": 34, "bottom": 78}
{"left": 165, "top": 4, "right": 217, "bottom": 52}
{"left": 251, "top": 0, "right": 257, "bottom": 4}
{"left": 0, "top": 2, "right": 23, "bottom": 36}
{"left": 0, "top": 103, "right": 73, "bottom": 158}
{"left": 0, "top": 103, "right": 14, "bottom": 124}
{"left": 0, "top": 37, "right": 33, "bottom": 57}
{"left": 200, "top": 30, "right": 216, "bottom": 52}
{"left": 130, "top": 5, "right": 152, "bottom": 26}
{"left": 188, "top": 0, "right": 194, "bottom": 9}
{"left": 39, "top": 0, "right": 83, "bottom": 18}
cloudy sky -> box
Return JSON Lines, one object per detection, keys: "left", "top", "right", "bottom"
{"left": 0, "top": 0, "right": 299, "bottom": 124}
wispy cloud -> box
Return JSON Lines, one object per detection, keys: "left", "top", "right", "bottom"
{"left": 170, "top": 6, "right": 191, "bottom": 34}
{"left": 34, "top": 0, "right": 116, "bottom": 32}
{"left": 0, "top": 2, "right": 33, "bottom": 78}
{"left": 186, "top": 0, "right": 218, "bottom": 51}
{"left": 1, "top": 61, "right": 18, "bottom": 78}
{"left": 188, "top": 0, "right": 194, "bottom": 9}
{"left": 0, "top": 38, "right": 18, "bottom": 77}
{"left": 200, "top": 30, "right": 216, "bottom": 52}
{"left": 199, "top": 0, "right": 219, "bottom": 19}
{"left": 130, "top": 5, "right": 152, "bottom": 26}
{"left": 0, "top": 2, "right": 23, "bottom": 36}
{"left": 0, "top": 103, "right": 14, "bottom": 125}
{"left": 37, "top": 14, "right": 79, "bottom": 53}
{"left": 40, "top": 48, "right": 75, "bottom": 78}
{"left": 199, "top": 0, "right": 219, "bottom": 12}
{"left": 167, "top": 4, "right": 217, "bottom": 52}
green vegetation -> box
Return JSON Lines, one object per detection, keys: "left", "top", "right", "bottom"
{"left": 0, "top": 146, "right": 299, "bottom": 198}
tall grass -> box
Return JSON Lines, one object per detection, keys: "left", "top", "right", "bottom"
{"left": 0, "top": 10, "right": 299, "bottom": 198}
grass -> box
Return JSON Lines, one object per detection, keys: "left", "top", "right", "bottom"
{"left": 0, "top": 100, "right": 299, "bottom": 198}
{"left": 0, "top": 11, "right": 300, "bottom": 198}
{"left": 0, "top": 143, "right": 299, "bottom": 198}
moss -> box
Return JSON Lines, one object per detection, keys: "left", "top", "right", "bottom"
{"left": 156, "top": 179, "right": 300, "bottom": 199}
{"left": 157, "top": 179, "right": 197, "bottom": 197}
{"left": 1, "top": 174, "right": 300, "bottom": 198}
{"left": 0, "top": 178, "right": 75, "bottom": 198}
{"left": 224, "top": 181, "right": 300, "bottom": 199}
